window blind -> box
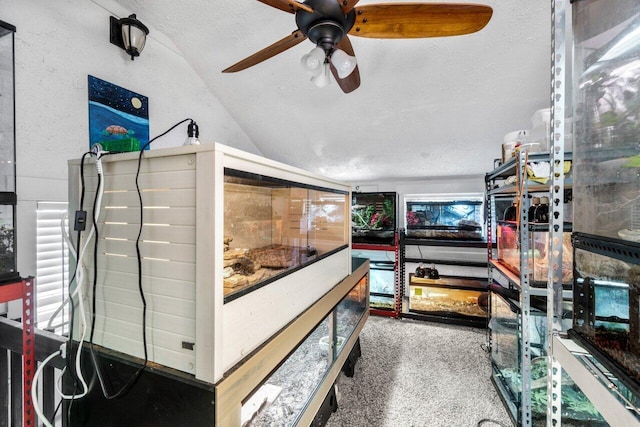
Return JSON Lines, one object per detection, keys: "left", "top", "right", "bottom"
{"left": 36, "top": 201, "right": 69, "bottom": 332}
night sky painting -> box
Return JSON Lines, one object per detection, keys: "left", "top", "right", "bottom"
{"left": 88, "top": 75, "right": 149, "bottom": 151}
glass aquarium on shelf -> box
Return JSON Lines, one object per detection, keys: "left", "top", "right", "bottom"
{"left": 490, "top": 292, "right": 606, "bottom": 426}
{"left": 241, "top": 274, "right": 367, "bottom": 426}
{"left": 497, "top": 221, "right": 573, "bottom": 286}
{"left": 405, "top": 194, "right": 484, "bottom": 240}
{"left": 351, "top": 192, "right": 397, "bottom": 245}
{"left": 224, "top": 169, "right": 348, "bottom": 300}
{"left": 409, "top": 274, "right": 488, "bottom": 320}
{"left": 572, "top": 233, "right": 640, "bottom": 397}
{"left": 369, "top": 261, "right": 395, "bottom": 311}
{"left": 572, "top": 0, "right": 640, "bottom": 241}
{"left": 335, "top": 274, "right": 368, "bottom": 355}
{"left": 242, "top": 315, "right": 331, "bottom": 427}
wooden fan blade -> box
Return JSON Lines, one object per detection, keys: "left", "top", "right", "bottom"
{"left": 348, "top": 3, "right": 493, "bottom": 38}
{"left": 330, "top": 36, "right": 361, "bottom": 93}
{"left": 340, "top": 0, "right": 360, "bottom": 14}
{"left": 222, "top": 30, "right": 307, "bottom": 73}
{"left": 257, "top": 0, "right": 313, "bottom": 14}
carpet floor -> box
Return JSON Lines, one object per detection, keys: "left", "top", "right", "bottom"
{"left": 325, "top": 316, "right": 512, "bottom": 427}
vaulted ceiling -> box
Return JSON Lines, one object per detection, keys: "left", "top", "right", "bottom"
{"left": 110, "top": 0, "right": 552, "bottom": 182}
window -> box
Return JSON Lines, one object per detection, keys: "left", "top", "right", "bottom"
{"left": 36, "top": 202, "right": 69, "bottom": 333}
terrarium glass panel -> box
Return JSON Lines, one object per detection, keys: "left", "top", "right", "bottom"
{"left": 572, "top": 0, "right": 640, "bottom": 240}
{"left": 405, "top": 196, "right": 483, "bottom": 240}
{"left": 351, "top": 192, "right": 396, "bottom": 244}
{"left": 335, "top": 274, "right": 368, "bottom": 356}
{"left": 409, "top": 276, "right": 488, "bottom": 319}
{"left": 496, "top": 222, "right": 573, "bottom": 286}
{"left": 223, "top": 169, "right": 348, "bottom": 299}
{"left": 573, "top": 240, "right": 640, "bottom": 394}
{"left": 490, "top": 292, "right": 607, "bottom": 425}
{"left": 0, "top": 23, "right": 15, "bottom": 193}
{"left": 242, "top": 316, "right": 330, "bottom": 426}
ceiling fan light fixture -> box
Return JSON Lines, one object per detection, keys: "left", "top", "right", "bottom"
{"left": 301, "top": 46, "right": 326, "bottom": 76}
{"left": 311, "top": 61, "right": 331, "bottom": 88}
{"left": 331, "top": 48, "right": 357, "bottom": 78}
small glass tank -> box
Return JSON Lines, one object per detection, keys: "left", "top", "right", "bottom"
{"left": 351, "top": 192, "right": 397, "bottom": 245}
{"left": 572, "top": 233, "right": 640, "bottom": 395}
{"left": 405, "top": 195, "right": 484, "bottom": 240}
{"left": 497, "top": 222, "right": 573, "bottom": 286}
{"left": 409, "top": 274, "right": 488, "bottom": 320}
{"left": 490, "top": 292, "right": 607, "bottom": 426}
{"left": 223, "top": 169, "right": 348, "bottom": 300}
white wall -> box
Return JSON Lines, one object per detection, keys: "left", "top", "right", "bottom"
{"left": 0, "top": 0, "right": 261, "bottom": 279}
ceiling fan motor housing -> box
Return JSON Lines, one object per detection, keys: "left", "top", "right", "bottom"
{"left": 296, "top": 0, "right": 355, "bottom": 51}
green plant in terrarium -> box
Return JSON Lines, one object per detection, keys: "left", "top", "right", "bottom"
{"left": 563, "top": 388, "right": 602, "bottom": 418}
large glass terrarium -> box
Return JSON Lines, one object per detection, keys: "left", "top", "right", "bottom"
{"left": 0, "top": 20, "right": 17, "bottom": 283}
{"left": 572, "top": 0, "right": 640, "bottom": 240}
{"left": 223, "top": 169, "right": 348, "bottom": 300}
{"left": 351, "top": 192, "right": 397, "bottom": 245}
{"left": 490, "top": 292, "right": 607, "bottom": 426}
{"left": 405, "top": 194, "right": 484, "bottom": 240}
{"left": 69, "top": 143, "right": 352, "bottom": 385}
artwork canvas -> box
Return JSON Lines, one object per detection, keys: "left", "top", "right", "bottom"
{"left": 88, "top": 75, "right": 149, "bottom": 152}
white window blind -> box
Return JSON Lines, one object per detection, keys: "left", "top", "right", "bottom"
{"left": 36, "top": 201, "right": 69, "bottom": 332}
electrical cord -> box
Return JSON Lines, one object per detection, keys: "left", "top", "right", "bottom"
{"left": 87, "top": 153, "right": 147, "bottom": 399}
{"left": 33, "top": 152, "right": 100, "bottom": 427}
{"left": 87, "top": 119, "right": 195, "bottom": 399}
{"left": 32, "top": 349, "right": 64, "bottom": 427}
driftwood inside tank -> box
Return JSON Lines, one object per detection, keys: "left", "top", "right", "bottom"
{"left": 223, "top": 244, "right": 317, "bottom": 295}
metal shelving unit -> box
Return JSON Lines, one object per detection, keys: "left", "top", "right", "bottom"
{"left": 545, "top": 0, "right": 640, "bottom": 425}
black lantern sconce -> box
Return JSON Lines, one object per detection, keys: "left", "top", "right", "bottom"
{"left": 110, "top": 14, "right": 149, "bottom": 60}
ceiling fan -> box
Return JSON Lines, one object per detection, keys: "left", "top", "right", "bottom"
{"left": 222, "top": 1, "right": 493, "bottom": 93}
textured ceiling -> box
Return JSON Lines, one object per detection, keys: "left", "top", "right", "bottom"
{"left": 108, "top": 0, "right": 552, "bottom": 182}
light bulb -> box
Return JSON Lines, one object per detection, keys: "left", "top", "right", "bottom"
{"left": 311, "top": 62, "right": 331, "bottom": 88}
{"left": 331, "top": 48, "right": 357, "bottom": 79}
{"left": 184, "top": 120, "right": 200, "bottom": 146}
{"left": 301, "top": 47, "right": 326, "bottom": 77}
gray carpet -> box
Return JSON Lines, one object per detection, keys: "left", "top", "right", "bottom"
{"left": 326, "top": 316, "right": 512, "bottom": 427}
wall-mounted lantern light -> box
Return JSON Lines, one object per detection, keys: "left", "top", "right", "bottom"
{"left": 109, "top": 14, "right": 149, "bottom": 60}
